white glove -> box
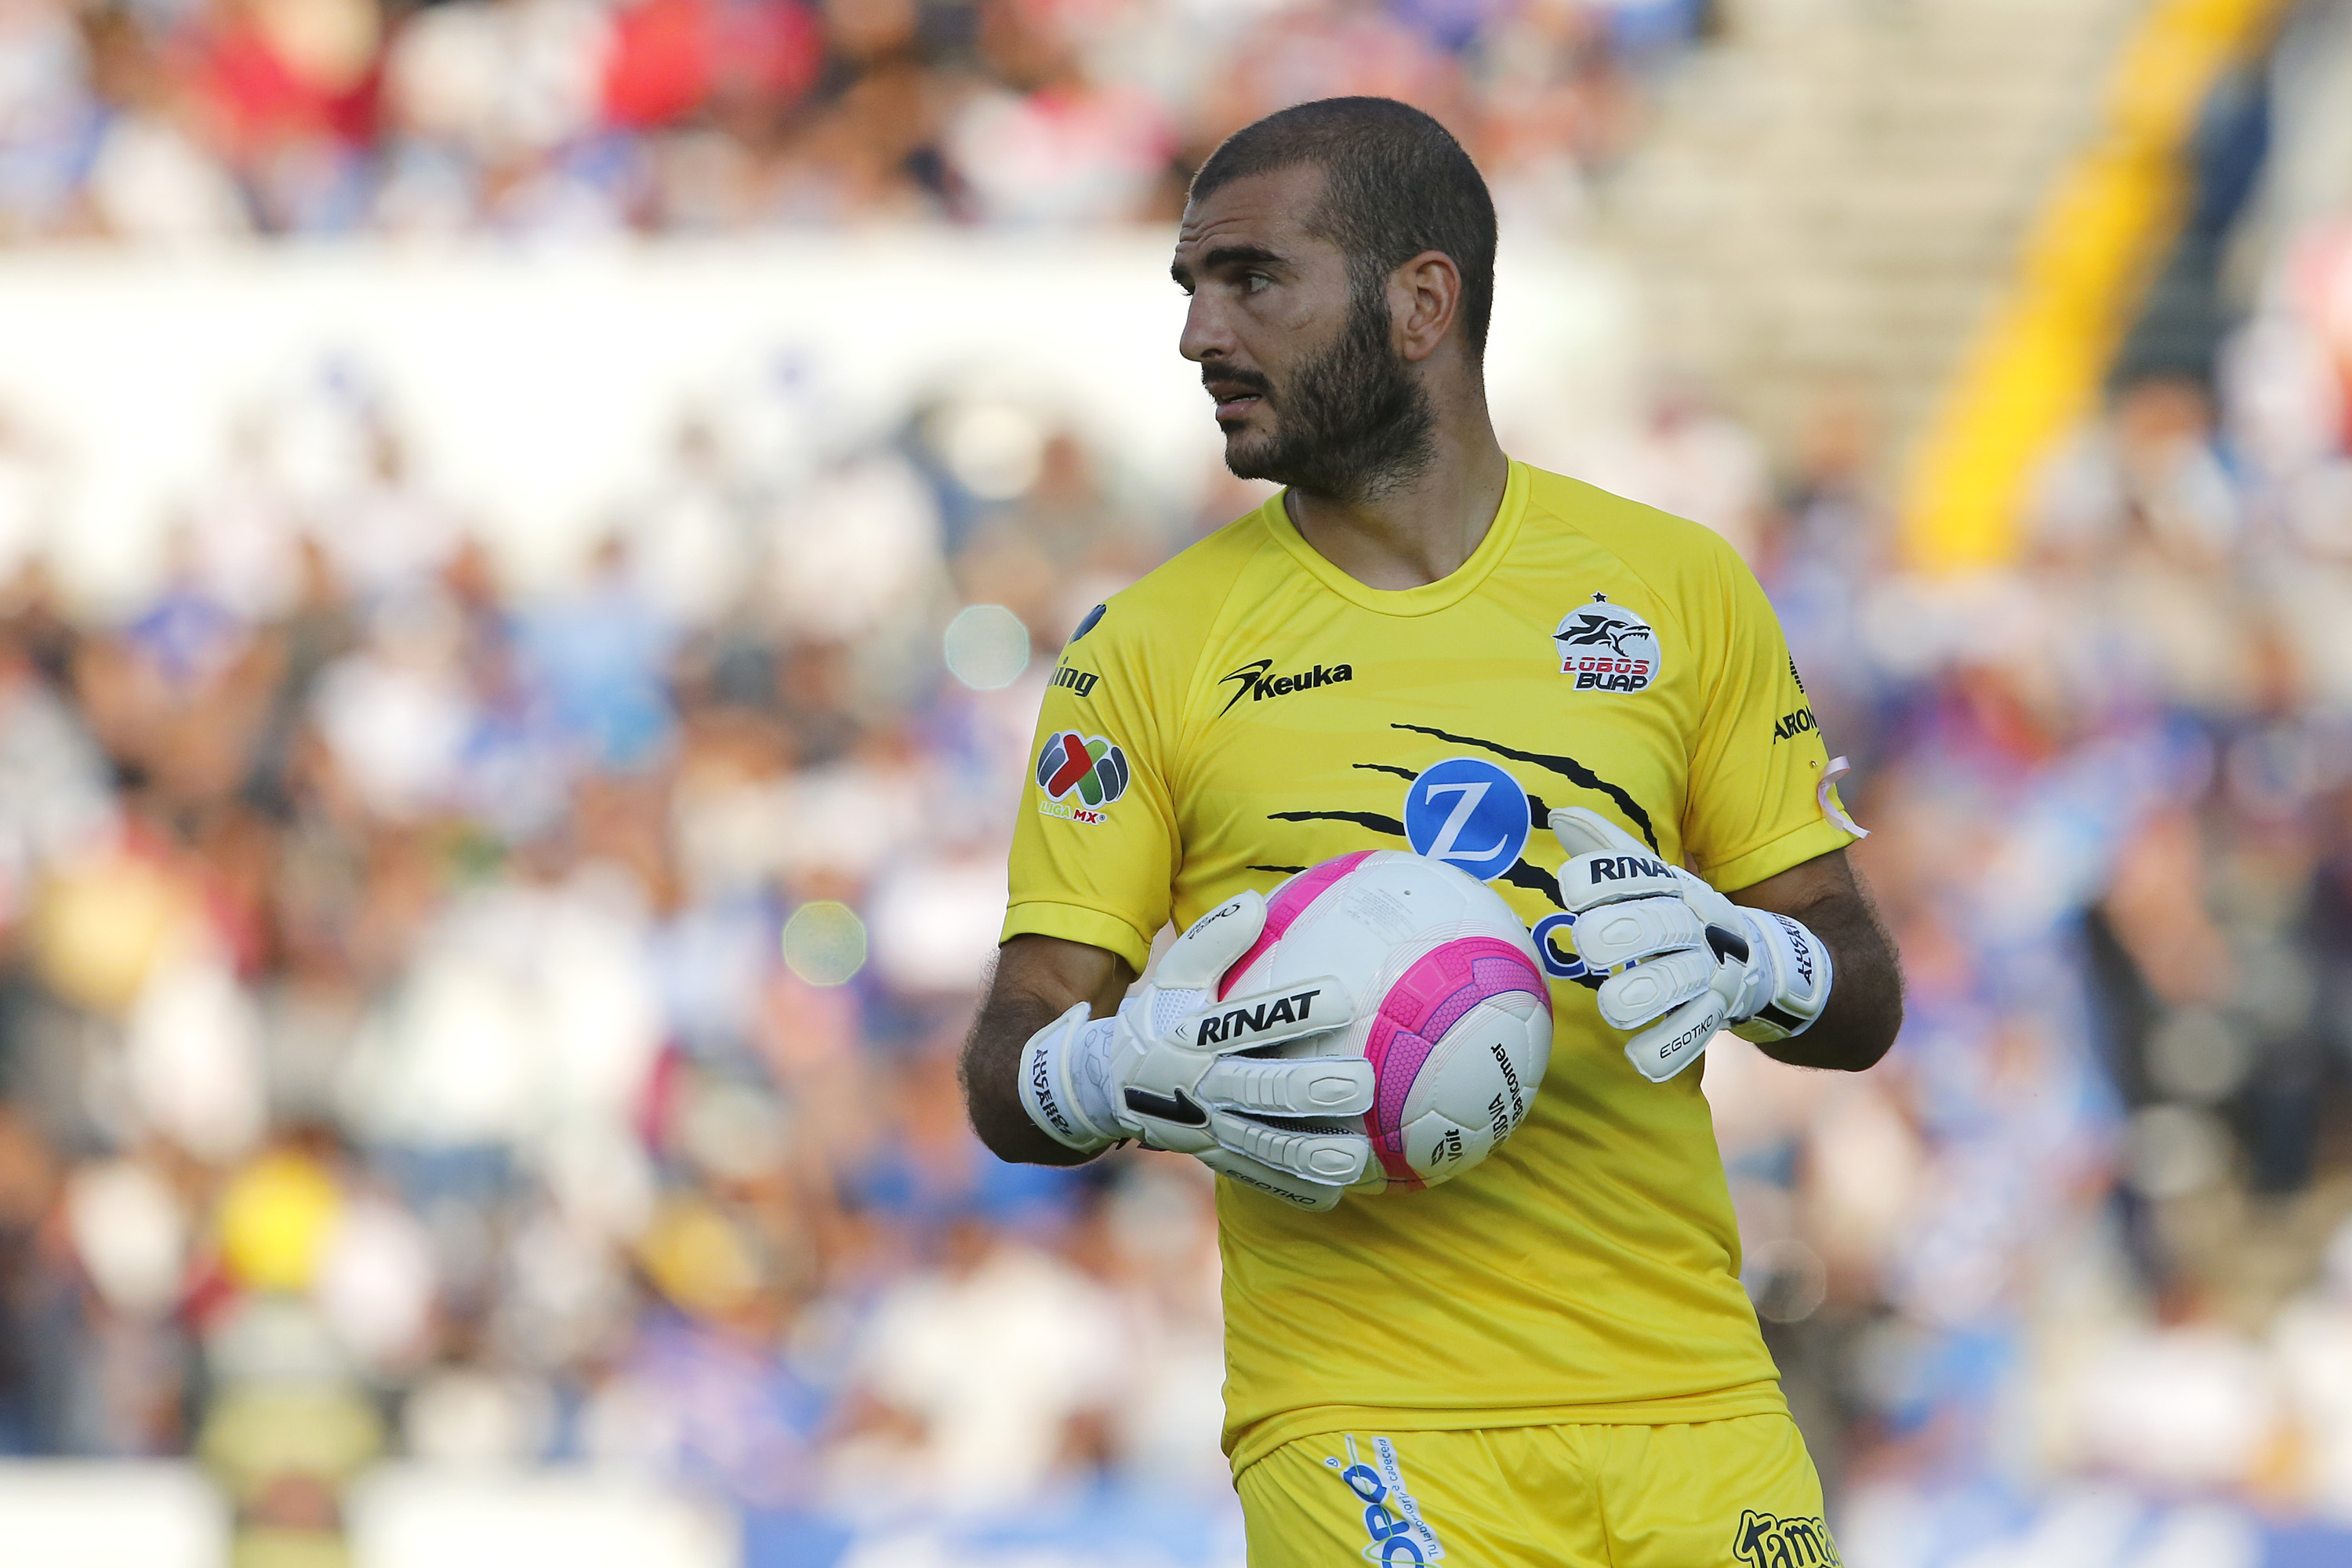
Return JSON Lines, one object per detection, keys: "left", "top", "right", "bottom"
{"left": 1015, "top": 892, "right": 1375, "bottom": 1210}
{"left": 1549, "top": 808, "right": 1831, "bottom": 1083}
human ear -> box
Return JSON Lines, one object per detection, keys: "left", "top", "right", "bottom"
{"left": 1392, "top": 251, "right": 1461, "bottom": 363}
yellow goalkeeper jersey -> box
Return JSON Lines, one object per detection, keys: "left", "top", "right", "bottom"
{"left": 1001, "top": 459, "right": 1858, "bottom": 1475}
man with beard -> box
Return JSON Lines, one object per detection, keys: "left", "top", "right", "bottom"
{"left": 960, "top": 97, "right": 1900, "bottom": 1564}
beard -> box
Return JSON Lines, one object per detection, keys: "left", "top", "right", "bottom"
{"left": 1218, "top": 278, "right": 1437, "bottom": 503}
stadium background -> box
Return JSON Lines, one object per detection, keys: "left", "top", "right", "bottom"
{"left": 2, "top": 0, "right": 2352, "bottom": 1563}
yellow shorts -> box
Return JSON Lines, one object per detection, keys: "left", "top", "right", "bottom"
{"left": 1235, "top": 1414, "right": 1838, "bottom": 1566}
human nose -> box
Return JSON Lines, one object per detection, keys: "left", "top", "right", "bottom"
{"left": 1179, "top": 289, "right": 1231, "bottom": 365}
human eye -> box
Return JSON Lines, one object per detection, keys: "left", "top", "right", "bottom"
{"left": 1242, "top": 270, "right": 1272, "bottom": 295}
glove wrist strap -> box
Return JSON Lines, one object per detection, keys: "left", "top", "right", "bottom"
{"left": 1016, "top": 1002, "right": 1119, "bottom": 1152}
{"left": 1728, "top": 909, "right": 1833, "bottom": 1043}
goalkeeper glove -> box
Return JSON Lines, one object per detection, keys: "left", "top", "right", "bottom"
{"left": 1014, "top": 892, "right": 1375, "bottom": 1210}
{"left": 1549, "top": 807, "right": 1831, "bottom": 1083}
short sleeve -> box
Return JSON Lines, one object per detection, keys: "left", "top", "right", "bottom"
{"left": 1679, "top": 546, "right": 1859, "bottom": 893}
{"left": 999, "top": 610, "right": 1179, "bottom": 974}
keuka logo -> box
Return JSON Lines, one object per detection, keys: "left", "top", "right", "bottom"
{"left": 1553, "top": 593, "right": 1662, "bottom": 693}
{"left": 1732, "top": 1509, "right": 1840, "bottom": 1567}
{"left": 1035, "top": 731, "right": 1130, "bottom": 825}
{"left": 1218, "top": 657, "right": 1353, "bottom": 714}
{"left": 1050, "top": 663, "right": 1100, "bottom": 698}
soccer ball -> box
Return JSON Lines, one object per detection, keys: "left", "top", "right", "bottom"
{"left": 1218, "top": 850, "right": 1553, "bottom": 1194}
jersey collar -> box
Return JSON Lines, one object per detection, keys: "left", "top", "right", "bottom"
{"left": 1261, "top": 458, "right": 1529, "bottom": 618}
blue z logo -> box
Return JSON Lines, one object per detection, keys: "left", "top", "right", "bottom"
{"left": 1403, "top": 757, "right": 1530, "bottom": 883}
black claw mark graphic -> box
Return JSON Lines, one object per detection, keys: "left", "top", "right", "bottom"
{"left": 1351, "top": 763, "right": 1418, "bottom": 782}
{"left": 1270, "top": 808, "right": 1408, "bottom": 837}
{"left": 1388, "top": 723, "right": 1659, "bottom": 851}
{"left": 1248, "top": 864, "right": 1307, "bottom": 876}
{"left": 1501, "top": 862, "right": 1566, "bottom": 908}
{"left": 1266, "top": 809, "right": 1564, "bottom": 909}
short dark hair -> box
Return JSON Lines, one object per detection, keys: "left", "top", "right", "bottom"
{"left": 1191, "top": 97, "right": 1498, "bottom": 360}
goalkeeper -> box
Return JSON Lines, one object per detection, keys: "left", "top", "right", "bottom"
{"left": 960, "top": 96, "right": 1902, "bottom": 1567}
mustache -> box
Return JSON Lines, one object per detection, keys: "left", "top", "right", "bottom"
{"left": 1204, "top": 365, "right": 1273, "bottom": 398}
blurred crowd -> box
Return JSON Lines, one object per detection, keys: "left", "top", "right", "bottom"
{"left": 3, "top": 0, "right": 2352, "bottom": 1552}
{"left": 0, "top": 363, "right": 1250, "bottom": 1561}
{"left": 4, "top": 278, "right": 2352, "bottom": 1567}
{"left": 0, "top": 0, "right": 1697, "bottom": 241}
{"left": 1711, "top": 219, "right": 2352, "bottom": 1555}
{"left": 13, "top": 238, "right": 2352, "bottom": 1559}
{"left": 6, "top": 234, "right": 2352, "bottom": 1561}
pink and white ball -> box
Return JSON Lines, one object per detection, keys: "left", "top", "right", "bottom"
{"left": 1219, "top": 850, "right": 1553, "bottom": 1193}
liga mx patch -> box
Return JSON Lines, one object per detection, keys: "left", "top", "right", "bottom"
{"left": 1035, "top": 730, "right": 1129, "bottom": 824}
{"left": 1552, "top": 593, "right": 1661, "bottom": 694}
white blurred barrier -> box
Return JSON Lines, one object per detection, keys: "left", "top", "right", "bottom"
{"left": 344, "top": 1467, "right": 737, "bottom": 1568}
{"left": 0, "top": 1462, "right": 229, "bottom": 1568}
{"left": 0, "top": 237, "right": 1629, "bottom": 606}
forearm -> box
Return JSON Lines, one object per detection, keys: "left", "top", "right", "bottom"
{"left": 1755, "top": 880, "right": 1902, "bottom": 1072}
{"left": 960, "top": 935, "right": 1135, "bottom": 1165}
{"left": 960, "top": 984, "right": 1102, "bottom": 1167}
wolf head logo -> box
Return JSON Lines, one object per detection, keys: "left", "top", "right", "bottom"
{"left": 1555, "top": 611, "right": 1646, "bottom": 658}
